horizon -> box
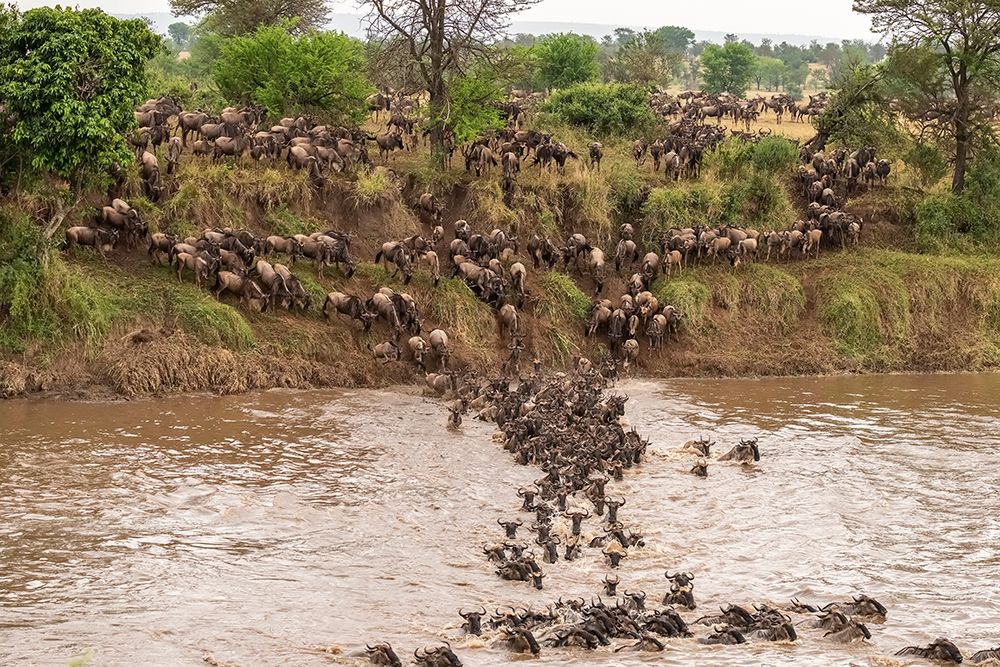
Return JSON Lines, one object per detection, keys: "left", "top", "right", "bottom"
{"left": 12, "top": 0, "right": 879, "bottom": 42}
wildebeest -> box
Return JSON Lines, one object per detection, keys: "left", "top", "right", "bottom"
{"left": 213, "top": 270, "right": 268, "bottom": 311}
{"left": 322, "top": 292, "right": 374, "bottom": 330}
{"left": 718, "top": 438, "right": 760, "bottom": 463}
{"left": 375, "top": 241, "right": 413, "bottom": 284}
{"left": 63, "top": 226, "right": 118, "bottom": 256}
{"left": 896, "top": 638, "right": 963, "bottom": 663}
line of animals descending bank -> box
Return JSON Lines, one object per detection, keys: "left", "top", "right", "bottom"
{"left": 65, "top": 169, "right": 878, "bottom": 376}
{"left": 358, "top": 366, "right": 995, "bottom": 664}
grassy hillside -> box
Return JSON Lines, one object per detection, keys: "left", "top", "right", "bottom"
{"left": 3, "top": 136, "right": 1000, "bottom": 398}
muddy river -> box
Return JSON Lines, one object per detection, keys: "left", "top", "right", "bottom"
{"left": 1, "top": 374, "right": 999, "bottom": 665}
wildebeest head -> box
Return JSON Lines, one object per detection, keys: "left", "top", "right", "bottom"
{"left": 849, "top": 594, "right": 887, "bottom": 619}
{"left": 516, "top": 485, "right": 538, "bottom": 510}
{"left": 666, "top": 571, "right": 694, "bottom": 588}
{"left": 497, "top": 518, "right": 522, "bottom": 539}
{"left": 741, "top": 438, "right": 761, "bottom": 461}
{"left": 602, "top": 573, "right": 620, "bottom": 596}
{"left": 458, "top": 607, "right": 486, "bottom": 635}
{"left": 364, "top": 642, "right": 402, "bottom": 666}
{"left": 564, "top": 508, "right": 590, "bottom": 535}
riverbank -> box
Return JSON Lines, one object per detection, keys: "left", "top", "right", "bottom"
{"left": 3, "top": 141, "right": 1000, "bottom": 399}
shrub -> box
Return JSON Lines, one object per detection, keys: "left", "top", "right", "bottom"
{"left": 640, "top": 184, "right": 720, "bottom": 246}
{"left": 751, "top": 136, "right": 800, "bottom": 173}
{"left": 543, "top": 82, "right": 655, "bottom": 136}
{"left": 719, "top": 172, "right": 794, "bottom": 229}
{"left": 214, "top": 24, "right": 370, "bottom": 122}
{"left": 904, "top": 141, "right": 948, "bottom": 188}
{"left": 353, "top": 167, "right": 401, "bottom": 208}
{"left": 535, "top": 33, "right": 599, "bottom": 89}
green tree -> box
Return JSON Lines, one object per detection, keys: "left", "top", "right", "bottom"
{"left": 652, "top": 25, "right": 695, "bottom": 52}
{"left": 0, "top": 6, "right": 159, "bottom": 254}
{"left": 700, "top": 42, "right": 756, "bottom": 96}
{"left": 754, "top": 56, "right": 784, "bottom": 90}
{"left": 168, "top": 21, "right": 192, "bottom": 47}
{"left": 603, "top": 31, "right": 680, "bottom": 86}
{"left": 0, "top": 6, "right": 160, "bottom": 185}
{"left": 543, "top": 82, "right": 654, "bottom": 135}
{"left": 809, "top": 63, "right": 901, "bottom": 155}
{"left": 169, "top": 0, "right": 329, "bottom": 35}
{"left": 536, "top": 33, "right": 599, "bottom": 89}
{"left": 854, "top": 0, "right": 1000, "bottom": 193}
{"left": 448, "top": 68, "right": 505, "bottom": 143}
{"left": 214, "top": 24, "right": 370, "bottom": 121}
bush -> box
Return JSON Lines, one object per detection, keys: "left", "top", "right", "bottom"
{"left": 914, "top": 151, "right": 1000, "bottom": 252}
{"left": 353, "top": 167, "right": 401, "bottom": 208}
{"left": 535, "top": 33, "right": 599, "bottom": 89}
{"left": 751, "top": 136, "right": 800, "bottom": 173}
{"left": 710, "top": 139, "right": 755, "bottom": 179}
{"left": 543, "top": 82, "right": 655, "bottom": 136}
{"left": 904, "top": 142, "right": 948, "bottom": 188}
{"left": 214, "top": 24, "right": 370, "bottom": 122}
{"left": 719, "top": 172, "right": 794, "bottom": 229}
{"left": 640, "top": 184, "right": 720, "bottom": 246}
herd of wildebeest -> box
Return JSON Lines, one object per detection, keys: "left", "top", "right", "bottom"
{"left": 55, "top": 89, "right": 998, "bottom": 665}
{"left": 361, "top": 363, "right": 996, "bottom": 665}
{"left": 59, "top": 87, "right": 882, "bottom": 379}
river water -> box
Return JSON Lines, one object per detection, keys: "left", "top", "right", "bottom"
{"left": 1, "top": 374, "right": 999, "bottom": 665}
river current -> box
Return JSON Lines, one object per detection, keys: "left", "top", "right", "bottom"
{"left": 1, "top": 374, "right": 998, "bottom": 665}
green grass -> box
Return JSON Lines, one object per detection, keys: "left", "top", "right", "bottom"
{"left": 0, "top": 209, "right": 151, "bottom": 354}
{"left": 739, "top": 263, "right": 806, "bottom": 330}
{"left": 535, "top": 271, "right": 592, "bottom": 361}
{"left": 265, "top": 206, "right": 314, "bottom": 237}
{"left": 164, "top": 283, "right": 255, "bottom": 351}
{"left": 652, "top": 276, "right": 712, "bottom": 331}
{"left": 427, "top": 278, "right": 495, "bottom": 357}
{"left": 537, "top": 270, "right": 591, "bottom": 324}
{"left": 811, "top": 250, "right": 1000, "bottom": 365}
{"left": 470, "top": 179, "right": 519, "bottom": 229}
{"left": 353, "top": 167, "right": 401, "bottom": 208}
{"left": 640, "top": 184, "right": 721, "bottom": 247}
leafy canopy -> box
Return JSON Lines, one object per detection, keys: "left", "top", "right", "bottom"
{"left": 543, "top": 82, "right": 654, "bottom": 136}
{"left": 700, "top": 41, "right": 756, "bottom": 96}
{"left": 169, "top": 0, "right": 329, "bottom": 36}
{"left": 0, "top": 6, "right": 161, "bottom": 184}
{"left": 448, "top": 68, "right": 505, "bottom": 143}
{"left": 536, "top": 33, "right": 600, "bottom": 89}
{"left": 168, "top": 22, "right": 192, "bottom": 47}
{"left": 214, "top": 23, "right": 371, "bottom": 121}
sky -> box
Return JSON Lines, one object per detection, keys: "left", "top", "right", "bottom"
{"left": 13, "top": 0, "right": 878, "bottom": 41}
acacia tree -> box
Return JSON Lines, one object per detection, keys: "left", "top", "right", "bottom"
{"left": 854, "top": 0, "right": 1000, "bottom": 193}
{"left": 169, "top": 0, "right": 329, "bottom": 35}
{"left": 362, "top": 0, "right": 539, "bottom": 166}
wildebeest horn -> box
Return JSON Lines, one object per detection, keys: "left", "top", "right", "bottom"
{"left": 665, "top": 571, "right": 674, "bottom": 579}
{"left": 685, "top": 571, "right": 694, "bottom": 580}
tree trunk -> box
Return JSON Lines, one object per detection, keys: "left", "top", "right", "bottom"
{"left": 952, "top": 102, "right": 970, "bottom": 194}
{"left": 428, "top": 82, "right": 447, "bottom": 170}
{"left": 953, "top": 132, "right": 969, "bottom": 194}
{"left": 951, "top": 70, "right": 970, "bottom": 195}
{"left": 40, "top": 196, "right": 77, "bottom": 270}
